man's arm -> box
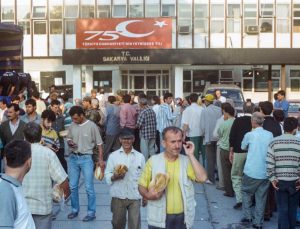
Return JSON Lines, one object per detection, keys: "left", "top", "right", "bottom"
{"left": 183, "top": 141, "right": 207, "bottom": 183}
{"left": 0, "top": 183, "right": 16, "bottom": 228}
{"left": 138, "top": 185, "right": 164, "bottom": 201}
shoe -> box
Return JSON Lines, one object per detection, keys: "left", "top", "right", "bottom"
{"left": 82, "top": 215, "right": 96, "bottom": 222}
{"left": 240, "top": 218, "right": 252, "bottom": 226}
{"left": 264, "top": 216, "right": 270, "bottom": 221}
{"left": 205, "top": 180, "right": 214, "bottom": 185}
{"left": 223, "top": 193, "right": 234, "bottom": 197}
{"left": 252, "top": 225, "right": 262, "bottom": 229}
{"left": 233, "top": 202, "right": 242, "bottom": 210}
{"left": 67, "top": 212, "right": 78, "bottom": 219}
{"left": 216, "top": 186, "right": 225, "bottom": 191}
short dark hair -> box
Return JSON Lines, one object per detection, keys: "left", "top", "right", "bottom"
{"left": 221, "top": 102, "right": 232, "bottom": 111}
{"left": 41, "top": 109, "right": 56, "bottom": 122}
{"left": 0, "top": 98, "right": 7, "bottom": 105}
{"left": 11, "top": 95, "right": 20, "bottom": 102}
{"left": 69, "top": 106, "right": 85, "bottom": 117}
{"left": 50, "top": 85, "right": 56, "bottom": 89}
{"left": 224, "top": 105, "right": 235, "bottom": 117}
{"left": 24, "top": 122, "right": 42, "bottom": 143}
{"left": 31, "top": 90, "right": 40, "bottom": 99}
{"left": 260, "top": 101, "right": 273, "bottom": 115}
{"left": 162, "top": 126, "right": 183, "bottom": 140}
{"left": 163, "top": 92, "right": 173, "bottom": 101}
{"left": 61, "top": 93, "right": 69, "bottom": 102}
{"left": 277, "top": 90, "right": 286, "bottom": 97}
{"left": 50, "top": 99, "right": 61, "bottom": 106}
{"left": 108, "top": 95, "right": 116, "bottom": 104}
{"left": 7, "top": 103, "right": 20, "bottom": 112}
{"left": 152, "top": 95, "right": 160, "bottom": 105}
{"left": 243, "top": 103, "right": 254, "bottom": 114}
{"left": 273, "top": 93, "right": 278, "bottom": 101}
{"left": 189, "top": 93, "right": 199, "bottom": 103}
{"left": 123, "top": 94, "right": 131, "bottom": 103}
{"left": 273, "top": 109, "right": 285, "bottom": 122}
{"left": 25, "top": 99, "right": 36, "bottom": 107}
{"left": 82, "top": 96, "right": 92, "bottom": 104}
{"left": 4, "top": 140, "right": 31, "bottom": 168}
{"left": 283, "top": 117, "right": 298, "bottom": 132}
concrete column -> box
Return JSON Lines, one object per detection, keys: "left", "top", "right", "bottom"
{"left": 281, "top": 64, "right": 286, "bottom": 92}
{"left": 85, "top": 65, "right": 93, "bottom": 94}
{"left": 174, "top": 66, "right": 183, "bottom": 98}
{"left": 73, "top": 65, "right": 82, "bottom": 100}
{"left": 112, "top": 68, "right": 121, "bottom": 94}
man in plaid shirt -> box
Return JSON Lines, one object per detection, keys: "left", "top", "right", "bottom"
{"left": 137, "top": 97, "right": 157, "bottom": 160}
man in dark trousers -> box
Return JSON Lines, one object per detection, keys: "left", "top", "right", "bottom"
{"left": 260, "top": 101, "right": 282, "bottom": 221}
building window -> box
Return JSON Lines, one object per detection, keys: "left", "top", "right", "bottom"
{"left": 50, "top": 5, "right": 63, "bottom": 19}
{"left": 293, "top": 4, "right": 300, "bottom": 32}
{"left": 34, "top": 21, "right": 47, "bottom": 34}
{"left": 145, "top": 0, "right": 160, "bottom": 17}
{"left": 260, "top": 18, "right": 273, "bottom": 33}
{"left": 227, "top": 3, "right": 241, "bottom": 33}
{"left": 183, "top": 70, "right": 219, "bottom": 94}
{"left": 227, "top": 4, "right": 240, "bottom": 18}
{"left": 290, "top": 70, "right": 300, "bottom": 92}
{"left": 65, "top": 20, "right": 76, "bottom": 34}
{"left": 113, "top": 5, "right": 127, "bottom": 17}
{"left": 211, "top": 4, "right": 224, "bottom": 18}
{"left": 260, "top": 3, "right": 273, "bottom": 17}
{"left": 194, "top": 3, "right": 208, "bottom": 33}
{"left": 277, "top": 4, "right": 290, "bottom": 33}
{"left": 18, "top": 21, "right": 31, "bottom": 35}
{"left": 242, "top": 69, "right": 280, "bottom": 92}
{"left": 50, "top": 21, "right": 62, "bottom": 34}
{"left": 178, "top": 3, "right": 192, "bottom": 27}
{"left": 129, "top": 5, "right": 143, "bottom": 17}
{"left": 64, "top": 0, "right": 79, "bottom": 18}
{"left": 97, "top": 5, "right": 110, "bottom": 18}
{"left": 17, "top": 0, "right": 30, "bottom": 20}
{"left": 1, "top": 0, "right": 15, "bottom": 21}
{"left": 244, "top": 4, "right": 257, "bottom": 17}
{"left": 81, "top": 0, "right": 95, "bottom": 18}
{"left": 162, "top": 4, "right": 175, "bottom": 17}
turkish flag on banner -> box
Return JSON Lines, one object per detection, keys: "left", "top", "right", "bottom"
{"left": 76, "top": 18, "right": 172, "bottom": 49}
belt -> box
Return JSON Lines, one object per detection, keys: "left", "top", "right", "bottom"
{"left": 72, "top": 152, "right": 87, "bottom": 156}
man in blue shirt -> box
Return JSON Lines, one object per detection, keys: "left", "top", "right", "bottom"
{"left": 240, "top": 112, "right": 273, "bottom": 229}
{"left": 274, "top": 90, "right": 289, "bottom": 118}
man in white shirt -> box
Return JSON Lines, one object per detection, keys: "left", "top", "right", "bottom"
{"left": 0, "top": 98, "right": 7, "bottom": 123}
{"left": 181, "top": 93, "right": 204, "bottom": 161}
{"left": 105, "top": 128, "right": 145, "bottom": 229}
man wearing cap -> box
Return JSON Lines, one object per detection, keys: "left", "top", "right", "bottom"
{"left": 200, "top": 94, "right": 222, "bottom": 184}
{"left": 105, "top": 128, "right": 145, "bottom": 229}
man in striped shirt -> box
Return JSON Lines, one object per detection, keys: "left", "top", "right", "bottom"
{"left": 156, "top": 92, "right": 176, "bottom": 152}
{"left": 266, "top": 117, "right": 300, "bottom": 229}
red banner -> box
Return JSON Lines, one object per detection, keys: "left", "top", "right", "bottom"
{"left": 76, "top": 18, "right": 172, "bottom": 49}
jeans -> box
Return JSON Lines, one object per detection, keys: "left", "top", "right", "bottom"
{"left": 242, "top": 174, "right": 269, "bottom": 226}
{"left": 68, "top": 153, "right": 96, "bottom": 216}
{"left": 140, "top": 135, "right": 157, "bottom": 160}
{"left": 220, "top": 148, "right": 234, "bottom": 196}
{"left": 276, "top": 180, "right": 299, "bottom": 229}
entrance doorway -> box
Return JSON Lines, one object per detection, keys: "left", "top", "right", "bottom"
{"left": 121, "top": 70, "right": 170, "bottom": 97}
{"left": 93, "top": 71, "right": 112, "bottom": 93}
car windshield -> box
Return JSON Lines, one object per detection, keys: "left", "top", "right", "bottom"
{"left": 288, "top": 103, "right": 300, "bottom": 113}
{"left": 206, "top": 89, "right": 244, "bottom": 107}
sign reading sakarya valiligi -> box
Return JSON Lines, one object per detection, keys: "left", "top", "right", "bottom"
{"left": 76, "top": 18, "right": 172, "bottom": 49}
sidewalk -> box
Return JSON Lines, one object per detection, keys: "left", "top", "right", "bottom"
{"left": 52, "top": 177, "right": 280, "bottom": 229}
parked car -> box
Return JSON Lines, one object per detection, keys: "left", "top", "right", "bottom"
{"left": 287, "top": 99, "right": 300, "bottom": 118}
{"left": 203, "top": 84, "right": 245, "bottom": 114}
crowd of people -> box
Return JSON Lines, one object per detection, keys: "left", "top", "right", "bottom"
{"left": 0, "top": 83, "right": 299, "bottom": 229}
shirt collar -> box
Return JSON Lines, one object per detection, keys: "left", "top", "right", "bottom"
{"left": 9, "top": 118, "right": 20, "bottom": 126}
{"left": 119, "top": 146, "right": 135, "bottom": 155}
{"left": 0, "top": 173, "right": 21, "bottom": 187}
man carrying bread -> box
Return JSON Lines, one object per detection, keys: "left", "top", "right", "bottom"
{"left": 105, "top": 128, "right": 145, "bottom": 229}
{"left": 138, "top": 126, "right": 207, "bottom": 229}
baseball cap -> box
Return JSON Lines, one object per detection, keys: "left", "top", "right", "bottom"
{"left": 119, "top": 128, "right": 135, "bottom": 139}
{"left": 204, "top": 94, "right": 215, "bottom": 102}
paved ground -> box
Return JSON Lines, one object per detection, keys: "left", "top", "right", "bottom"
{"left": 52, "top": 177, "right": 280, "bottom": 229}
